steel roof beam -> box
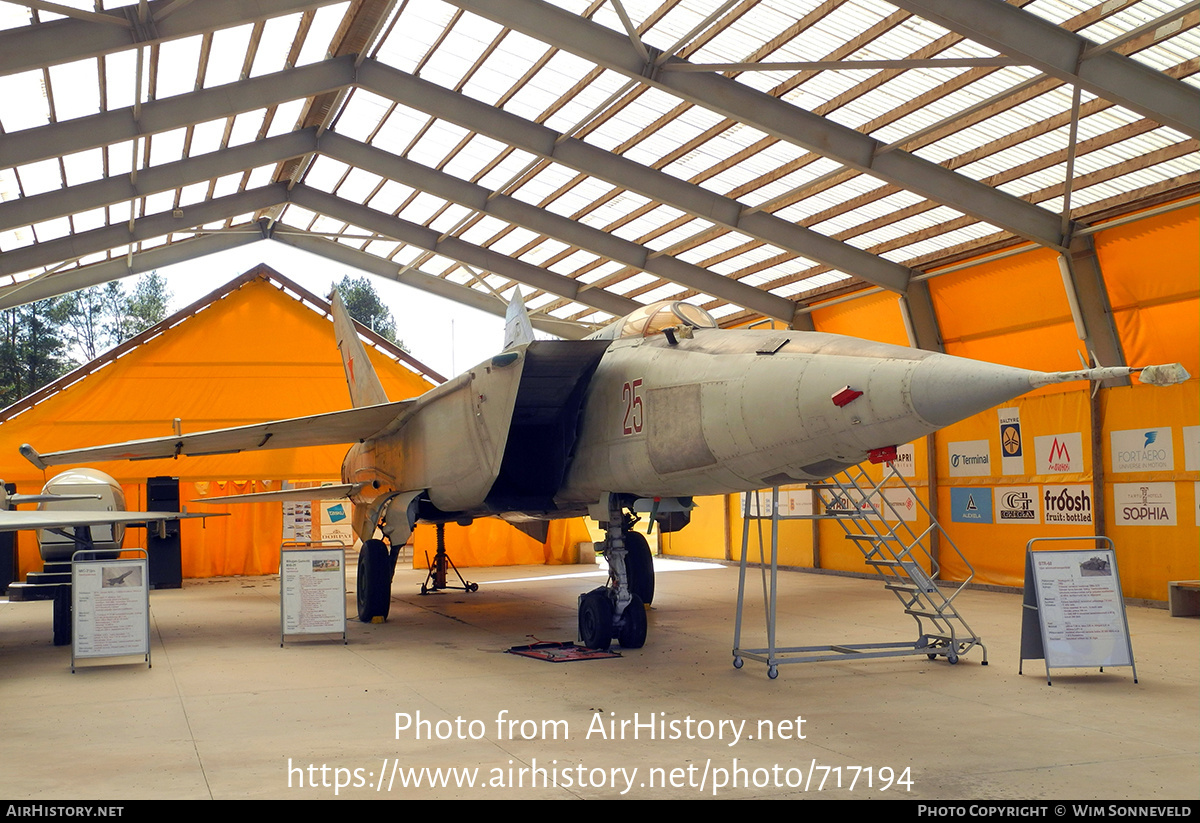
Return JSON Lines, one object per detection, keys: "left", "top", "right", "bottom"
{"left": 0, "top": 0, "right": 343, "bottom": 76}
{"left": 0, "top": 231, "right": 261, "bottom": 310}
{"left": 319, "top": 133, "right": 796, "bottom": 322}
{"left": 0, "top": 185, "right": 288, "bottom": 279}
{"left": 273, "top": 231, "right": 593, "bottom": 340}
{"left": 290, "top": 186, "right": 639, "bottom": 318}
{"left": 356, "top": 60, "right": 913, "bottom": 294}
{"left": 886, "top": 0, "right": 1200, "bottom": 140}
{"left": 0, "top": 57, "right": 354, "bottom": 170}
{"left": 0, "top": 130, "right": 317, "bottom": 233}
{"left": 444, "top": 0, "right": 1067, "bottom": 249}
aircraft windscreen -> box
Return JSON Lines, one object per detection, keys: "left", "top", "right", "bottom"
{"left": 619, "top": 302, "right": 718, "bottom": 339}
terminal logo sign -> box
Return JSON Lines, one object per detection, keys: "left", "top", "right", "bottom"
{"left": 947, "top": 440, "right": 990, "bottom": 477}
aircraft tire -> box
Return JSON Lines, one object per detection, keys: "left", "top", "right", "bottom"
{"left": 617, "top": 593, "right": 646, "bottom": 649}
{"left": 357, "top": 539, "right": 392, "bottom": 622}
{"left": 624, "top": 531, "right": 655, "bottom": 605}
{"left": 578, "top": 587, "right": 612, "bottom": 651}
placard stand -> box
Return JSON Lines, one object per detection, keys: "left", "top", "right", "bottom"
{"left": 71, "top": 549, "right": 150, "bottom": 673}
{"left": 280, "top": 541, "right": 348, "bottom": 646}
{"left": 1020, "top": 536, "right": 1137, "bottom": 685}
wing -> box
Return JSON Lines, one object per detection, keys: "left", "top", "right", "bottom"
{"left": 20, "top": 401, "right": 414, "bottom": 470}
{"left": 194, "top": 484, "right": 362, "bottom": 504}
{"left": 0, "top": 510, "right": 225, "bottom": 533}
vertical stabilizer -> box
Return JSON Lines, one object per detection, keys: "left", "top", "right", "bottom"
{"left": 503, "top": 287, "right": 535, "bottom": 350}
{"left": 331, "top": 290, "right": 390, "bottom": 408}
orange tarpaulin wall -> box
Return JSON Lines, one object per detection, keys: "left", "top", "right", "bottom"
{"left": 0, "top": 274, "right": 588, "bottom": 580}
{"left": 661, "top": 204, "right": 1198, "bottom": 602}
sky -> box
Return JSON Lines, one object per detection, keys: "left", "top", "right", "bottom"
{"left": 148, "top": 239, "right": 509, "bottom": 381}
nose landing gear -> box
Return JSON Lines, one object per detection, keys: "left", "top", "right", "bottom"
{"left": 577, "top": 496, "right": 654, "bottom": 650}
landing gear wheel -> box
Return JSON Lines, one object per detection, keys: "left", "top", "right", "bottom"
{"left": 357, "top": 539, "right": 392, "bottom": 622}
{"left": 617, "top": 594, "right": 647, "bottom": 648}
{"left": 624, "top": 531, "right": 655, "bottom": 605}
{"left": 578, "top": 588, "right": 613, "bottom": 651}
{"left": 768, "top": 665, "right": 778, "bottom": 680}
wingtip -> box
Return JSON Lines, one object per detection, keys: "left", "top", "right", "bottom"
{"left": 19, "top": 444, "right": 46, "bottom": 471}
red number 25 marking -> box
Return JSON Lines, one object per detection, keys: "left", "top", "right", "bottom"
{"left": 622, "top": 379, "right": 644, "bottom": 436}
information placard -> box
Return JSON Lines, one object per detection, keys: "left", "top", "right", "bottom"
{"left": 1020, "top": 540, "right": 1136, "bottom": 684}
{"left": 280, "top": 547, "right": 347, "bottom": 645}
{"left": 72, "top": 552, "right": 150, "bottom": 671}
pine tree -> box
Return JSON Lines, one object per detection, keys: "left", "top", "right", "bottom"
{"left": 334, "top": 275, "right": 406, "bottom": 350}
{"left": 0, "top": 300, "right": 70, "bottom": 408}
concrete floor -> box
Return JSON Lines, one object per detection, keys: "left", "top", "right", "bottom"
{"left": 1, "top": 558, "right": 1196, "bottom": 800}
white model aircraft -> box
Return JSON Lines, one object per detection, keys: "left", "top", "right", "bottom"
{"left": 20, "top": 291, "right": 1187, "bottom": 649}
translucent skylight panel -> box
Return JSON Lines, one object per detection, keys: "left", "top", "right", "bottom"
{"left": 228, "top": 109, "right": 266, "bottom": 148}
{"left": 364, "top": 239, "right": 400, "bottom": 258}
{"left": 457, "top": 214, "right": 514, "bottom": 245}
{"left": 175, "top": 181, "right": 208, "bottom": 208}
{"left": 107, "top": 200, "right": 131, "bottom": 224}
{"left": 486, "top": 225, "right": 541, "bottom": 256}
{"left": 440, "top": 134, "right": 510, "bottom": 182}
{"left": 32, "top": 215, "right": 70, "bottom": 242}
{"left": 72, "top": 207, "right": 106, "bottom": 233}
{"left": 1, "top": 70, "right": 50, "bottom": 131}
{"left": 295, "top": 2, "right": 350, "bottom": 68}
{"left": 420, "top": 28, "right": 493, "bottom": 90}
{"left": 266, "top": 99, "right": 306, "bottom": 139}
{"left": 311, "top": 214, "right": 348, "bottom": 237}
{"left": 211, "top": 173, "right": 242, "bottom": 199}
{"left": 517, "top": 237, "right": 571, "bottom": 266}
{"left": 246, "top": 165, "right": 275, "bottom": 190}
{"left": 337, "top": 168, "right": 384, "bottom": 203}
{"left": 376, "top": 3, "right": 456, "bottom": 75}
{"left": 189, "top": 119, "right": 226, "bottom": 156}
{"left": 368, "top": 180, "right": 417, "bottom": 213}
{"left": 610, "top": 272, "right": 657, "bottom": 296}
{"left": 103, "top": 49, "right": 138, "bottom": 111}
{"left": 0, "top": 2, "right": 31, "bottom": 31}
{"left": 15, "top": 159, "right": 61, "bottom": 196}
{"left": 510, "top": 162, "right": 583, "bottom": 205}
{"left": 389, "top": 244, "right": 425, "bottom": 266}
{"left": 538, "top": 69, "right": 629, "bottom": 136}
{"left": 427, "top": 202, "right": 475, "bottom": 233}
{"left": 156, "top": 36, "right": 202, "bottom": 100}
{"left": 142, "top": 190, "right": 174, "bottom": 215}
{"left": 149, "top": 128, "right": 186, "bottom": 166}
{"left": 408, "top": 121, "right": 471, "bottom": 167}
{"left": 47, "top": 59, "right": 101, "bottom": 121}
{"left": 398, "top": 191, "right": 451, "bottom": 225}
{"left": 61, "top": 148, "right": 104, "bottom": 187}
{"left": 250, "top": 14, "right": 302, "bottom": 78}
{"left": 336, "top": 90, "right": 394, "bottom": 142}
{"left": 540, "top": 176, "right": 615, "bottom": 217}
{"left": 304, "top": 156, "right": 350, "bottom": 193}
{"left": 689, "top": 0, "right": 808, "bottom": 64}
{"left": 520, "top": 48, "right": 606, "bottom": 114}
{"left": 608, "top": 204, "right": 685, "bottom": 243}
{"left": 280, "top": 204, "right": 318, "bottom": 227}
{"left": 549, "top": 301, "right": 589, "bottom": 318}
{"left": 574, "top": 259, "right": 624, "bottom": 284}
{"left": 204, "top": 24, "right": 254, "bottom": 88}
{"left": 0, "top": 227, "right": 33, "bottom": 252}
{"left": 643, "top": 216, "right": 716, "bottom": 252}
{"left": 547, "top": 249, "right": 600, "bottom": 275}
{"left": 474, "top": 146, "right": 539, "bottom": 191}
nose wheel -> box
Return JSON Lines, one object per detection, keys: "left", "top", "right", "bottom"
{"left": 576, "top": 497, "right": 654, "bottom": 650}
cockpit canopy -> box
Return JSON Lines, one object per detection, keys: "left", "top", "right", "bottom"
{"left": 589, "top": 301, "right": 719, "bottom": 341}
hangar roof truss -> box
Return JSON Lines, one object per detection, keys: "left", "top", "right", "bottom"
{"left": 0, "top": 0, "right": 1196, "bottom": 331}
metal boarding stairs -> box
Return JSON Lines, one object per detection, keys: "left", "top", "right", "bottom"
{"left": 732, "top": 461, "right": 987, "bottom": 678}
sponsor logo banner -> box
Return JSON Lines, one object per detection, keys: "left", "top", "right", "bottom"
{"left": 1110, "top": 427, "right": 1174, "bottom": 472}
{"left": 948, "top": 439, "right": 991, "bottom": 477}
{"left": 998, "top": 407, "right": 1024, "bottom": 475}
{"left": 1113, "top": 482, "right": 1177, "bottom": 526}
{"left": 950, "top": 487, "right": 992, "bottom": 523}
{"left": 1042, "top": 484, "right": 1093, "bottom": 525}
{"left": 1034, "top": 432, "right": 1083, "bottom": 474}
{"left": 1184, "top": 425, "right": 1199, "bottom": 472}
{"left": 891, "top": 443, "right": 916, "bottom": 478}
{"left": 995, "top": 486, "right": 1040, "bottom": 524}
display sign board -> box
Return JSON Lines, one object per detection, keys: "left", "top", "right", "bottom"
{"left": 280, "top": 547, "right": 347, "bottom": 645}
{"left": 72, "top": 551, "right": 150, "bottom": 672}
{"left": 1020, "top": 541, "right": 1136, "bottom": 685}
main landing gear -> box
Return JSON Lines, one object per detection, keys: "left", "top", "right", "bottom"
{"left": 577, "top": 497, "right": 655, "bottom": 650}
{"left": 357, "top": 538, "right": 400, "bottom": 623}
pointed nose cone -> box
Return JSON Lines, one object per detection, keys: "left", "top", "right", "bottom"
{"left": 910, "top": 354, "right": 1038, "bottom": 428}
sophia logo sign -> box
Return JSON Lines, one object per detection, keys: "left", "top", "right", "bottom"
{"left": 948, "top": 440, "right": 990, "bottom": 477}
{"left": 1043, "top": 485, "right": 1092, "bottom": 525}
{"left": 1034, "top": 432, "right": 1082, "bottom": 474}
{"left": 1110, "top": 427, "right": 1174, "bottom": 472}
{"left": 995, "top": 486, "right": 1039, "bottom": 524}
{"left": 1114, "top": 483, "right": 1176, "bottom": 526}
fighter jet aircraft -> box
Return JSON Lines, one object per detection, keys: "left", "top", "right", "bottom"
{"left": 19, "top": 291, "right": 1187, "bottom": 650}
